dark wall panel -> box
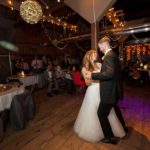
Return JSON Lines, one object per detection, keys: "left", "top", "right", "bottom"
{"left": 0, "top": 55, "right": 11, "bottom": 83}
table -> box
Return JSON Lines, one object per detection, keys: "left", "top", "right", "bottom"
{"left": 8, "top": 74, "right": 39, "bottom": 87}
{"left": 0, "top": 84, "right": 25, "bottom": 111}
{"left": 19, "top": 75, "right": 39, "bottom": 86}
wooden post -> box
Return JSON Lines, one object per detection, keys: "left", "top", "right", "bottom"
{"left": 91, "top": 21, "right": 99, "bottom": 50}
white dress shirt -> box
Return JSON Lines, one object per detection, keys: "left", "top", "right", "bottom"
{"left": 48, "top": 71, "right": 52, "bottom": 79}
{"left": 104, "top": 48, "right": 112, "bottom": 55}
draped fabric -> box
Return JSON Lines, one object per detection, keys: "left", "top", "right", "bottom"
{"left": 9, "top": 90, "right": 35, "bottom": 130}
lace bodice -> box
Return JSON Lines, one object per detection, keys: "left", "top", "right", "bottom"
{"left": 82, "top": 63, "right": 101, "bottom": 85}
{"left": 82, "top": 63, "right": 101, "bottom": 74}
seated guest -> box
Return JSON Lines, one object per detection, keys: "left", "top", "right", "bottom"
{"left": 71, "top": 65, "right": 86, "bottom": 89}
{"left": 65, "top": 66, "right": 75, "bottom": 95}
{"left": 55, "top": 65, "right": 65, "bottom": 79}
{"left": 44, "top": 65, "right": 58, "bottom": 96}
{"left": 54, "top": 65, "right": 66, "bottom": 93}
{"left": 31, "top": 55, "right": 42, "bottom": 70}
{"left": 128, "top": 66, "right": 142, "bottom": 86}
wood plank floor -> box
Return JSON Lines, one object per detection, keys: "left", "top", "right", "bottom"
{"left": 0, "top": 85, "right": 150, "bottom": 150}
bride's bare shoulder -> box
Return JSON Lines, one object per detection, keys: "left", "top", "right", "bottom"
{"left": 82, "top": 67, "right": 86, "bottom": 71}
{"left": 81, "top": 67, "right": 87, "bottom": 74}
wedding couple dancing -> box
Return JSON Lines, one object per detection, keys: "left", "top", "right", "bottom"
{"left": 74, "top": 36, "right": 128, "bottom": 144}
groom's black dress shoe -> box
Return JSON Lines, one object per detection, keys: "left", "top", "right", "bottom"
{"left": 123, "top": 126, "right": 128, "bottom": 133}
{"left": 101, "top": 137, "right": 118, "bottom": 145}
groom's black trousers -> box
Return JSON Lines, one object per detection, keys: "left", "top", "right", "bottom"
{"left": 98, "top": 103, "right": 126, "bottom": 138}
{"left": 98, "top": 103, "right": 114, "bottom": 138}
{"left": 114, "top": 105, "right": 126, "bottom": 129}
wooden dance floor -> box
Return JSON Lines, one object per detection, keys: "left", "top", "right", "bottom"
{"left": 0, "top": 85, "right": 150, "bottom": 150}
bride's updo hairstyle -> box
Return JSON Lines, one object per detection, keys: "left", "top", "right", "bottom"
{"left": 82, "top": 50, "right": 99, "bottom": 72}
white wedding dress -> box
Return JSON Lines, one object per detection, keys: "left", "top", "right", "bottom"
{"left": 74, "top": 65, "right": 125, "bottom": 143}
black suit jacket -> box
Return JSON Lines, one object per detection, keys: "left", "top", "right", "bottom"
{"left": 92, "top": 50, "right": 123, "bottom": 104}
{"left": 43, "top": 70, "right": 55, "bottom": 81}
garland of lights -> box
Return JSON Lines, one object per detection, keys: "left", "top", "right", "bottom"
{"left": 18, "top": 0, "right": 77, "bottom": 30}
{"left": 42, "top": 14, "right": 77, "bottom": 32}
{"left": 41, "top": 22, "right": 68, "bottom": 50}
{"left": 41, "top": 22, "right": 85, "bottom": 51}
{"left": 106, "top": 8, "right": 125, "bottom": 29}
{"left": 125, "top": 44, "right": 150, "bottom": 61}
{"left": 60, "top": 12, "right": 76, "bottom": 20}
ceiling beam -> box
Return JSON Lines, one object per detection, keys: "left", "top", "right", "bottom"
{"left": 59, "top": 18, "right": 150, "bottom": 42}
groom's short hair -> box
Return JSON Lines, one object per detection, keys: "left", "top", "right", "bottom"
{"left": 98, "top": 36, "right": 111, "bottom": 44}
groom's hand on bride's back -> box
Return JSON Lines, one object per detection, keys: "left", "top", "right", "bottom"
{"left": 86, "top": 71, "right": 92, "bottom": 80}
{"left": 83, "top": 71, "right": 92, "bottom": 85}
{"left": 85, "top": 78, "right": 92, "bottom": 86}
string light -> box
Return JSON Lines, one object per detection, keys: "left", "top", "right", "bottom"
{"left": 42, "top": 13, "right": 77, "bottom": 32}
{"left": 6, "top": 0, "right": 14, "bottom": 10}
{"left": 7, "top": 0, "right": 77, "bottom": 31}
{"left": 60, "top": 12, "right": 76, "bottom": 20}
{"left": 41, "top": 22, "right": 68, "bottom": 50}
{"left": 41, "top": 1, "right": 77, "bottom": 32}
{"left": 106, "top": 8, "right": 125, "bottom": 31}
{"left": 125, "top": 44, "right": 150, "bottom": 61}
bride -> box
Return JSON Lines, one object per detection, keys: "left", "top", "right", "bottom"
{"left": 74, "top": 50, "right": 125, "bottom": 142}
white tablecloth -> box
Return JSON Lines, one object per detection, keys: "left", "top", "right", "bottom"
{"left": 19, "top": 75, "right": 39, "bottom": 87}
{"left": 0, "top": 85, "right": 25, "bottom": 111}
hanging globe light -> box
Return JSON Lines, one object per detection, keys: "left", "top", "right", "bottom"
{"left": 20, "top": 0, "right": 43, "bottom": 24}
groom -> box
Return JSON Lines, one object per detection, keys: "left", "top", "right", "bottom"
{"left": 86, "top": 36, "right": 127, "bottom": 144}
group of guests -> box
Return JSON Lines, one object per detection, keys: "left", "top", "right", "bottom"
{"left": 14, "top": 58, "right": 30, "bottom": 73}
{"left": 12, "top": 54, "right": 85, "bottom": 96}
{"left": 122, "top": 60, "right": 150, "bottom": 86}
{"left": 13, "top": 55, "right": 50, "bottom": 74}
{"left": 13, "top": 55, "right": 80, "bottom": 75}
{"left": 43, "top": 64, "right": 86, "bottom": 96}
